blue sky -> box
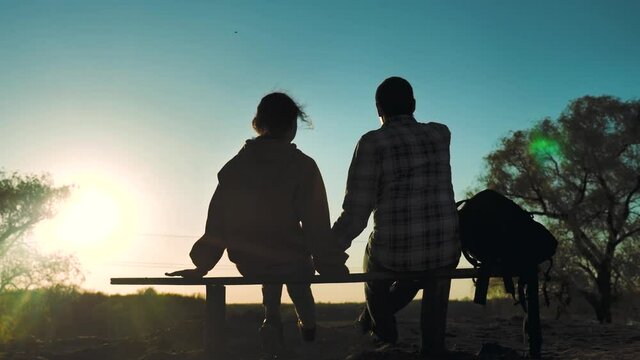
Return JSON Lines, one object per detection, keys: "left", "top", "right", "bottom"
{"left": 1, "top": 0, "right": 638, "bottom": 302}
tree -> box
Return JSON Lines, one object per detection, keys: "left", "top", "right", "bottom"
{"left": 0, "top": 241, "right": 82, "bottom": 292}
{"left": 0, "top": 171, "right": 81, "bottom": 291}
{"left": 480, "top": 95, "right": 640, "bottom": 323}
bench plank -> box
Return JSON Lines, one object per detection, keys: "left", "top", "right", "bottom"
{"left": 110, "top": 268, "right": 482, "bottom": 286}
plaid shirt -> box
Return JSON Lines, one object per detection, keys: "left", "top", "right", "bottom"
{"left": 332, "top": 115, "right": 460, "bottom": 271}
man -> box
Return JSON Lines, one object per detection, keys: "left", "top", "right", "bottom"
{"left": 332, "top": 77, "right": 460, "bottom": 354}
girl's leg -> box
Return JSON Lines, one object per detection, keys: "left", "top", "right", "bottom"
{"left": 262, "top": 284, "right": 283, "bottom": 325}
{"left": 286, "top": 283, "right": 316, "bottom": 328}
{"left": 286, "top": 283, "right": 317, "bottom": 341}
{"left": 285, "top": 259, "right": 317, "bottom": 329}
{"left": 260, "top": 284, "right": 285, "bottom": 355}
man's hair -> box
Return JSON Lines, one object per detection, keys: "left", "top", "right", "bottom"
{"left": 375, "top": 77, "right": 415, "bottom": 116}
{"left": 252, "top": 92, "right": 309, "bottom": 138}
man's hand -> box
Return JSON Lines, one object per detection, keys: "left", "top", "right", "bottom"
{"left": 316, "top": 263, "right": 350, "bottom": 277}
{"left": 165, "top": 268, "right": 208, "bottom": 278}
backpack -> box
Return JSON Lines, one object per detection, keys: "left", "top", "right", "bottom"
{"left": 457, "top": 189, "right": 557, "bottom": 309}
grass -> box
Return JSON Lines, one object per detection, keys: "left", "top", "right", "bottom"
{"left": 1, "top": 286, "right": 639, "bottom": 346}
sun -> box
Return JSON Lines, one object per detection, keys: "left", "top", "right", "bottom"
{"left": 36, "top": 174, "right": 138, "bottom": 261}
{"left": 56, "top": 187, "right": 120, "bottom": 248}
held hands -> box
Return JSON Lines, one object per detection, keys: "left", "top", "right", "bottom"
{"left": 315, "top": 262, "right": 350, "bottom": 277}
{"left": 328, "top": 263, "right": 350, "bottom": 276}
{"left": 165, "top": 268, "right": 208, "bottom": 278}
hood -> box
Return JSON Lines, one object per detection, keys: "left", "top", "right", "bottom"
{"left": 220, "top": 138, "right": 298, "bottom": 183}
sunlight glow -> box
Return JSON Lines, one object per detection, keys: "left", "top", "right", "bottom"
{"left": 35, "top": 173, "right": 138, "bottom": 262}
{"left": 56, "top": 188, "right": 119, "bottom": 248}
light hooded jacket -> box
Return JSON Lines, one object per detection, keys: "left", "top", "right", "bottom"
{"left": 190, "top": 138, "right": 348, "bottom": 275}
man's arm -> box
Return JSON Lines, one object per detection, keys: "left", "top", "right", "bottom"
{"left": 331, "top": 135, "right": 379, "bottom": 249}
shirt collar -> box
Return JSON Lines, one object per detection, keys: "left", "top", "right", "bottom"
{"left": 382, "top": 115, "right": 417, "bottom": 127}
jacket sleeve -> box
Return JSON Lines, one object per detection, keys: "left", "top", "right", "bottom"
{"left": 298, "top": 161, "right": 349, "bottom": 275}
{"left": 331, "top": 135, "right": 378, "bottom": 249}
{"left": 189, "top": 183, "right": 226, "bottom": 272}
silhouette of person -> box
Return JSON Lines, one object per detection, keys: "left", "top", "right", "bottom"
{"left": 331, "top": 77, "right": 460, "bottom": 355}
{"left": 167, "top": 92, "right": 348, "bottom": 356}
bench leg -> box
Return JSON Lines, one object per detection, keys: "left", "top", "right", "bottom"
{"left": 420, "top": 276, "right": 451, "bottom": 356}
{"left": 205, "top": 285, "right": 226, "bottom": 360}
{"left": 526, "top": 270, "right": 542, "bottom": 359}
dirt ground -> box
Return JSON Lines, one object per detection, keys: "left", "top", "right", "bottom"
{"left": 2, "top": 300, "right": 640, "bottom": 360}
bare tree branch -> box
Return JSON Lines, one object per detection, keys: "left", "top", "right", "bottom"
{"left": 615, "top": 227, "right": 640, "bottom": 246}
{"left": 622, "top": 175, "right": 640, "bottom": 223}
{"left": 577, "top": 262, "right": 597, "bottom": 282}
{"left": 595, "top": 174, "right": 620, "bottom": 242}
{"left": 528, "top": 211, "right": 565, "bottom": 219}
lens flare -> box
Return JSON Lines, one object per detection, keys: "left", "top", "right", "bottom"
{"left": 529, "top": 136, "right": 562, "bottom": 160}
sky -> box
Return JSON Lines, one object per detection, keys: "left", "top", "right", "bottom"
{"left": 1, "top": 0, "right": 639, "bottom": 303}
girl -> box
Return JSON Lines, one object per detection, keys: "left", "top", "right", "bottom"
{"left": 168, "top": 92, "right": 348, "bottom": 356}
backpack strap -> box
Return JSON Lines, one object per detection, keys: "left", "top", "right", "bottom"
{"left": 517, "top": 276, "right": 528, "bottom": 313}
{"left": 462, "top": 248, "right": 480, "bottom": 268}
{"left": 473, "top": 264, "right": 492, "bottom": 305}
{"left": 542, "top": 259, "right": 553, "bottom": 307}
{"left": 457, "top": 198, "right": 481, "bottom": 268}
{"left": 455, "top": 199, "right": 468, "bottom": 208}
{"left": 503, "top": 272, "right": 517, "bottom": 303}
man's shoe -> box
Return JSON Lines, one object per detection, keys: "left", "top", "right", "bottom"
{"left": 297, "top": 320, "right": 316, "bottom": 342}
{"left": 355, "top": 308, "right": 372, "bottom": 335}
{"left": 258, "top": 353, "right": 278, "bottom": 360}
{"left": 371, "top": 316, "right": 398, "bottom": 345}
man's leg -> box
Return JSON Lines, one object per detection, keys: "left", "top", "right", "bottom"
{"left": 363, "top": 250, "right": 420, "bottom": 343}
{"left": 389, "top": 279, "right": 422, "bottom": 312}
{"left": 364, "top": 277, "right": 398, "bottom": 343}
{"left": 420, "top": 272, "right": 452, "bottom": 356}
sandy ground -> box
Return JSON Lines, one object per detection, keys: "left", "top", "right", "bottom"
{"left": 2, "top": 301, "right": 640, "bottom": 360}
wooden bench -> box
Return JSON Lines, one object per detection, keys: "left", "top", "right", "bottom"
{"left": 111, "top": 267, "right": 542, "bottom": 359}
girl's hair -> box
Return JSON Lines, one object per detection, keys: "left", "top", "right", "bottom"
{"left": 252, "top": 92, "right": 311, "bottom": 137}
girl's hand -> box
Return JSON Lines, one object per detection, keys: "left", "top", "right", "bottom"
{"left": 165, "top": 268, "right": 208, "bottom": 278}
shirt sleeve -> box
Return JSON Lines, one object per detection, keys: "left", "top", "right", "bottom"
{"left": 189, "top": 183, "right": 226, "bottom": 271}
{"left": 331, "top": 135, "right": 379, "bottom": 249}
{"left": 298, "top": 160, "right": 349, "bottom": 275}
